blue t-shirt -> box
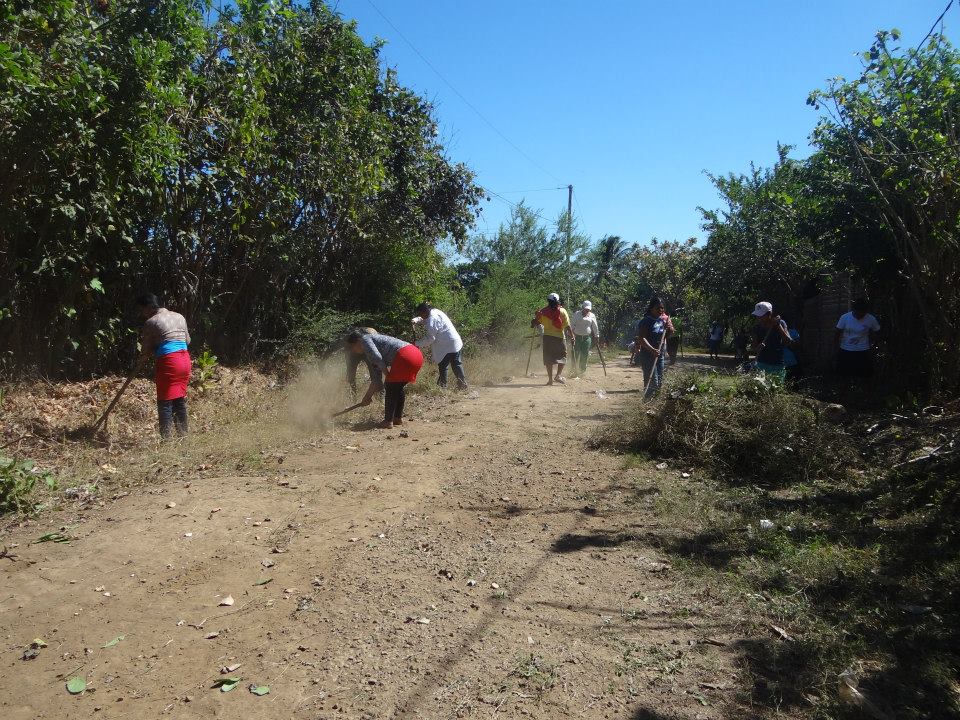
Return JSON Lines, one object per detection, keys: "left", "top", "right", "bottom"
{"left": 637, "top": 314, "right": 668, "bottom": 349}
{"left": 753, "top": 320, "right": 789, "bottom": 366}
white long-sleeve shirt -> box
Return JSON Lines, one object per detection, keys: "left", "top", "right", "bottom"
{"left": 414, "top": 309, "right": 463, "bottom": 363}
{"left": 571, "top": 310, "right": 600, "bottom": 338}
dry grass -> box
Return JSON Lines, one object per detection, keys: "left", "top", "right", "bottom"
{"left": 0, "top": 345, "right": 533, "bottom": 517}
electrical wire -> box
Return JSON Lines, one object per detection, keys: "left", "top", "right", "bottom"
{"left": 363, "top": 0, "right": 564, "bottom": 185}
{"left": 496, "top": 187, "right": 568, "bottom": 194}
{"left": 485, "top": 190, "right": 560, "bottom": 228}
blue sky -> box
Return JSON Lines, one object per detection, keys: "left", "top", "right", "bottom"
{"left": 334, "top": 0, "right": 952, "bottom": 245}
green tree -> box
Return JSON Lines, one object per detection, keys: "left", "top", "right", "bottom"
{"left": 810, "top": 28, "right": 960, "bottom": 392}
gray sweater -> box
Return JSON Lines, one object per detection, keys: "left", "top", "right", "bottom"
{"left": 360, "top": 334, "right": 410, "bottom": 386}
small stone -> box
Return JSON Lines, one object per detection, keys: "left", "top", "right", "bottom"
{"left": 490, "top": 583, "right": 500, "bottom": 590}
{"left": 466, "top": 579, "right": 477, "bottom": 587}
{"left": 166, "top": 502, "right": 176, "bottom": 509}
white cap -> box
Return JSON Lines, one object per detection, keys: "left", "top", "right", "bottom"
{"left": 547, "top": 292, "right": 560, "bottom": 302}
{"left": 752, "top": 301, "right": 773, "bottom": 317}
{"left": 582, "top": 300, "right": 592, "bottom": 310}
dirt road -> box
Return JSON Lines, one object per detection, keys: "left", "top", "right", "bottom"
{"left": 1, "top": 358, "right": 746, "bottom": 719}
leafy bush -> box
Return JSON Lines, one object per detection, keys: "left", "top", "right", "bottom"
{"left": 0, "top": 456, "right": 55, "bottom": 513}
{"left": 280, "top": 307, "right": 369, "bottom": 359}
{"left": 191, "top": 350, "right": 219, "bottom": 394}
{"left": 595, "top": 371, "right": 850, "bottom": 486}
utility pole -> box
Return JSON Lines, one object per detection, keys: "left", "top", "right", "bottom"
{"left": 566, "top": 184, "right": 573, "bottom": 304}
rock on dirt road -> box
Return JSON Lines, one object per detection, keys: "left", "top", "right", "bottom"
{"left": 1, "top": 359, "right": 745, "bottom": 719}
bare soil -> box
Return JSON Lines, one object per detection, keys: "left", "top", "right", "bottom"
{"left": 1, "top": 358, "right": 765, "bottom": 719}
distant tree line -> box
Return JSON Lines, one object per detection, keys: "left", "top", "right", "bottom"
{"left": 465, "top": 29, "right": 960, "bottom": 397}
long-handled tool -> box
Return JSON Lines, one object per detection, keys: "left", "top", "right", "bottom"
{"left": 641, "top": 335, "right": 668, "bottom": 399}
{"left": 85, "top": 366, "right": 137, "bottom": 436}
{"left": 595, "top": 340, "right": 608, "bottom": 376}
{"left": 524, "top": 333, "right": 536, "bottom": 377}
{"left": 331, "top": 402, "right": 365, "bottom": 419}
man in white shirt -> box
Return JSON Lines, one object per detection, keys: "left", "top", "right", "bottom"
{"left": 835, "top": 298, "right": 881, "bottom": 379}
{"left": 413, "top": 302, "right": 468, "bottom": 390}
{"left": 570, "top": 300, "right": 600, "bottom": 377}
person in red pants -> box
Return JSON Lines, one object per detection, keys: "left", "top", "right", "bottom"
{"left": 345, "top": 330, "right": 424, "bottom": 429}
{"left": 137, "top": 293, "right": 192, "bottom": 438}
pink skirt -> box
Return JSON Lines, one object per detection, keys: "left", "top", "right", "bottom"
{"left": 155, "top": 351, "right": 191, "bottom": 401}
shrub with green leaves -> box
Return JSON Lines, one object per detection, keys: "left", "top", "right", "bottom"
{"left": 595, "top": 371, "right": 850, "bottom": 486}
{"left": 191, "top": 350, "right": 219, "bottom": 394}
{"left": 0, "top": 456, "right": 55, "bottom": 514}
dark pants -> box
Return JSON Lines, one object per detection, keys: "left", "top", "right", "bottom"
{"left": 157, "top": 397, "right": 188, "bottom": 438}
{"left": 837, "top": 349, "right": 874, "bottom": 378}
{"left": 438, "top": 350, "right": 467, "bottom": 388}
{"left": 384, "top": 382, "right": 408, "bottom": 423}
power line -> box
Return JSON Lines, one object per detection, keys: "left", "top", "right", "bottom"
{"left": 363, "top": 0, "right": 564, "bottom": 185}
{"left": 573, "top": 188, "right": 586, "bottom": 231}
{"left": 485, "top": 189, "right": 561, "bottom": 228}
{"left": 496, "top": 187, "right": 568, "bottom": 194}
{"left": 915, "top": 0, "right": 954, "bottom": 52}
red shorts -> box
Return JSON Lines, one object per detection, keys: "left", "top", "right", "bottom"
{"left": 386, "top": 344, "right": 424, "bottom": 383}
{"left": 155, "top": 350, "right": 192, "bottom": 401}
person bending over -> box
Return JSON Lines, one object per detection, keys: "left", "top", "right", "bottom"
{"left": 137, "top": 293, "right": 191, "bottom": 439}
{"left": 345, "top": 331, "right": 424, "bottom": 429}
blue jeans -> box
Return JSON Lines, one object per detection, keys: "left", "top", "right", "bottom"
{"left": 640, "top": 352, "right": 665, "bottom": 398}
{"left": 438, "top": 350, "right": 468, "bottom": 388}
{"left": 157, "top": 397, "right": 188, "bottom": 438}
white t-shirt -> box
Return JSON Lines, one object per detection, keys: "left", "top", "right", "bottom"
{"left": 571, "top": 310, "right": 599, "bottom": 338}
{"left": 414, "top": 309, "right": 463, "bottom": 363}
{"left": 836, "top": 311, "right": 880, "bottom": 352}
{"left": 709, "top": 324, "right": 723, "bottom": 341}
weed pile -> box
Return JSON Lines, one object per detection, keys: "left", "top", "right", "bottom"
{"left": 595, "top": 371, "right": 851, "bottom": 487}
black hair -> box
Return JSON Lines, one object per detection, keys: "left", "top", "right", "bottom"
{"left": 547, "top": 297, "right": 559, "bottom": 308}
{"left": 136, "top": 293, "right": 159, "bottom": 309}
{"left": 647, "top": 296, "right": 664, "bottom": 312}
{"left": 344, "top": 330, "right": 362, "bottom": 345}
{"left": 415, "top": 301, "right": 432, "bottom": 315}
{"left": 852, "top": 298, "right": 870, "bottom": 313}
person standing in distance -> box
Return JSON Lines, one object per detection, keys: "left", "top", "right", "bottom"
{"left": 835, "top": 298, "right": 881, "bottom": 380}
{"left": 137, "top": 293, "right": 191, "bottom": 439}
{"left": 570, "top": 300, "right": 600, "bottom": 378}
{"left": 635, "top": 296, "right": 674, "bottom": 398}
{"left": 750, "top": 301, "right": 795, "bottom": 381}
{"left": 413, "top": 302, "right": 468, "bottom": 390}
{"left": 532, "top": 292, "right": 574, "bottom": 385}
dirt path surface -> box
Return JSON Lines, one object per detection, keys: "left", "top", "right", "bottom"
{"left": 2, "top": 358, "right": 748, "bottom": 719}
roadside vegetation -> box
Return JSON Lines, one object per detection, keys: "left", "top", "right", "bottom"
{"left": 597, "top": 370, "right": 960, "bottom": 719}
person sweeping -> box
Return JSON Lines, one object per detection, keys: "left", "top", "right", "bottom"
{"left": 137, "top": 293, "right": 191, "bottom": 438}
{"left": 345, "top": 326, "right": 378, "bottom": 396}
{"left": 635, "top": 296, "right": 674, "bottom": 399}
{"left": 570, "top": 300, "right": 600, "bottom": 378}
{"left": 345, "top": 330, "right": 424, "bottom": 429}
{"left": 531, "top": 292, "right": 574, "bottom": 385}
